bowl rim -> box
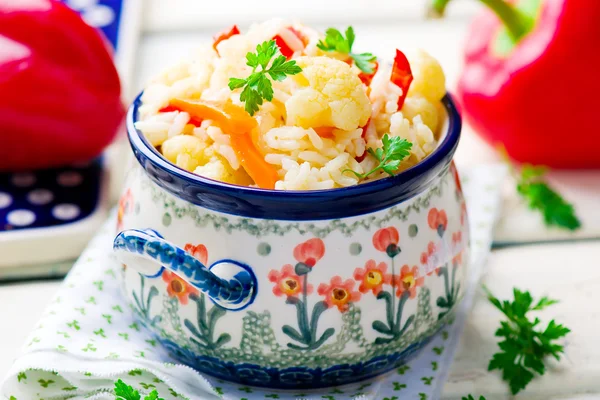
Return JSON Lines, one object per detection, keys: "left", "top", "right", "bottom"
{"left": 126, "top": 92, "right": 462, "bottom": 220}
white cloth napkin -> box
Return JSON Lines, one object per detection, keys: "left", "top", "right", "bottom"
{"left": 0, "top": 165, "right": 506, "bottom": 400}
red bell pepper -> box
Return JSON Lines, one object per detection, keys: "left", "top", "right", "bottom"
{"left": 358, "top": 60, "right": 379, "bottom": 86}
{"left": 272, "top": 27, "right": 307, "bottom": 59}
{"left": 213, "top": 25, "right": 240, "bottom": 53}
{"left": 0, "top": 0, "right": 124, "bottom": 171}
{"left": 390, "top": 49, "right": 413, "bottom": 110}
{"left": 288, "top": 27, "right": 309, "bottom": 47}
{"left": 159, "top": 105, "right": 203, "bottom": 127}
{"left": 272, "top": 34, "right": 295, "bottom": 59}
{"left": 432, "top": 0, "right": 600, "bottom": 168}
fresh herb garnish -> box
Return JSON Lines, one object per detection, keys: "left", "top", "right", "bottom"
{"left": 517, "top": 164, "right": 581, "bottom": 231}
{"left": 462, "top": 396, "right": 486, "bottom": 400}
{"left": 317, "top": 26, "right": 377, "bottom": 73}
{"left": 344, "top": 134, "right": 412, "bottom": 179}
{"left": 485, "top": 287, "right": 570, "bottom": 395}
{"left": 114, "top": 379, "right": 164, "bottom": 400}
{"left": 228, "top": 40, "right": 302, "bottom": 116}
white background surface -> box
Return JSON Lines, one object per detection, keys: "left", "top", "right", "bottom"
{"left": 1, "top": 2, "right": 599, "bottom": 399}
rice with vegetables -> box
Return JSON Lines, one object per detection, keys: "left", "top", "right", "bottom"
{"left": 135, "top": 19, "right": 446, "bottom": 190}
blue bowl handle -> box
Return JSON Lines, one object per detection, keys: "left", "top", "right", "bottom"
{"left": 113, "top": 229, "right": 257, "bottom": 310}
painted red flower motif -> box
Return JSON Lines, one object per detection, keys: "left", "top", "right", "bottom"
{"left": 453, "top": 252, "right": 463, "bottom": 265}
{"left": 372, "top": 227, "right": 400, "bottom": 257}
{"left": 421, "top": 241, "right": 441, "bottom": 275}
{"left": 452, "top": 231, "right": 462, "bottom": 244}
{"left": 184, "top": 243, "right": 208, "bottom": 265}
{"left": 162, "top": 270, "right": 199, "bottom": 305}
{"left": 452, "top": 231, "right": 463, "bottom": 265}
{"left": 268, "top": 264, "right": 313, "bottom": 297}
{"left": 354, "top": 260, "right": 391, "bottom": 295}
{"left": 318, "top": 276, "right": 361, "bottom": 312}
{"left": 116, "top": 188, "right": 133, "bottom": 231}
{"left": 394, "top": 265, "right": 425, "bottom": 299}
{"left": 293, "top": 238, "right": 325, "bottom": 268}
{"left": 428, "top": 208, "right": 448, "bottom": 236}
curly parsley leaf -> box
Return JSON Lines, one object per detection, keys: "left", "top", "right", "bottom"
{"left": 317, "top": 26, "right": 377, "bottom": 73}
{"left": 114, "top": 380, "right": 164, "bottom": 400}
{"left": 461, "top": 396, "right": 486, "bottom": 400}
{"left": 517, "top": 165, "right": 581, "bottom": 231}
{"left": 228, "top": 40, "right": 302, "bottom": 116}
{"left": 484, "top": 287, "right": 570, "bottom": 395}
{"left": 344, "top": 134, "right": 412, "bottom": 179}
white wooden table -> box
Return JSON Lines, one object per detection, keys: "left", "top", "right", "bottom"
{"left": 1, "top": 3, "right": 599, "bottom": 398}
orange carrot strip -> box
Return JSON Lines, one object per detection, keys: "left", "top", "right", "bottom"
{"left": 169, "top": 99, "right": 256, "bottom": 134}
{"left": 229, "top": 133, "right": 279, "bottom": 189}
{"left": 313, "top": 126, "right": 335, "bottom": 138}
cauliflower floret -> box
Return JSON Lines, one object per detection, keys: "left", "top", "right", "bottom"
{"left": 161, "top": 135, "right": 208, "bottom": 172}
{"left": 407, "top": 50, "right": 446, "bottom": 104}
{"left": 285, "top": 57, "right": 371, "bottom": 131}
{"left": 194, "top": 157, "right": 253, "bottom": 185}
{"left": 402, "top": 96, "right": 439, "bottom": 132}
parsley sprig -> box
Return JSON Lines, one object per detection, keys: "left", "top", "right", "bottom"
{"left": 317, "top": 26, "right": 377, "bottom": 73}
{"left": 516, "top": 165, "right": 581, "bottom": 231}
{"left": 344, "top": 134, "right": 412, "bottom": 179}
{"left": 485, "top": 287, "right": 570, "bottom": 395}
{"left": 462, "top": 396, "right": 486, "bottom": 400}
{"left": 229, "top": 40, "right": 302, "bottom": 116}
{"left": 114, "top": 379, "right": 164, "bottom": 400}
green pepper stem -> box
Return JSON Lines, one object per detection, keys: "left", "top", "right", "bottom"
{"left": 430, "top": 0, "right": 529, "bottom": 41}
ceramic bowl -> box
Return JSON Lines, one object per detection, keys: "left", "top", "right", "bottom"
{"left": 113, "top": 93, "right": 468, "bottom": 389}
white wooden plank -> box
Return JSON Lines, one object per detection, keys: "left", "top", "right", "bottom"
{"left": 443, "top": 241, "right": 600, "bottom": 399}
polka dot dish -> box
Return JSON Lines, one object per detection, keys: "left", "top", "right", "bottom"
{"left": 0, "top": 160, "right": 101, "bottom": 231}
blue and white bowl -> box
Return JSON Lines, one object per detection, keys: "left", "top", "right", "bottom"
{"left": 113, "top": 92, "right": 468, "bottom": 389}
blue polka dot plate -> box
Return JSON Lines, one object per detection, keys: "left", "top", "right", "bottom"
{"left": 0, "top": 160, "right": 109, "bottom": 273}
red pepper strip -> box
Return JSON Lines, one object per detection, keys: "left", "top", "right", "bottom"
{"left": 159, "top": 105, "right": 178, "bottom": 113}
{"left": 159, "top": 105, "right": 202, "bottom": 127}
{"left": 288, "top": 27, "right": 309, "bottom": 47}
{"left": 390, "top": 49, "right": 413, "bottom": 110}
{"left": 213, "top": 25, "right": 240, "bottom": 53}
{"left": 358, "top": 60, "right": 379, "bottom": 86}
{"left": 272, "top": 34, "right": 294, "bottom": 59}
{"left": 0, "top": 0, "right": 124, "bottom": 170}
{"left": 158, "top": 104, "right": 181, "bottom": 112}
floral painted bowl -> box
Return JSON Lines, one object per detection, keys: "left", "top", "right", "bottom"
{"left": 113, "top": 92, "right": 468, "bottom": 389}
